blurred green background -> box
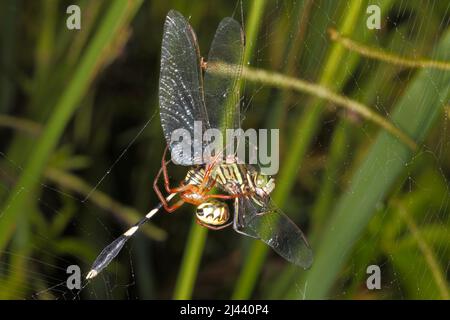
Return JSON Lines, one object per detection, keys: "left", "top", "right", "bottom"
{"left": 0, "top": 0, "right": 449, "bottom": 299}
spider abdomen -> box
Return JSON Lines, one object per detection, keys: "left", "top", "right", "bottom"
{"left": 196, "top": 200, "right": 230, "bottom": 226}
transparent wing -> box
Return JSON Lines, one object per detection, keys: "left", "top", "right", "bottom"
{"left": 159, "top": 10, "right": 209, "bottom": 165}
{"left": 204, "top": 17, "right": 244, "bottom": 132}
{"left": 234, "top": 195, "right": 313, "bottom": 269}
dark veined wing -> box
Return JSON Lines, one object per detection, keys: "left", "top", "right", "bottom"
{"left": 159, "top": 10, "right": 209, "bottom": 165}
{"left": 234, "top": 195, "right": 313, "bottom": 269}
{"left": 204, "top": 17, "right": 244, "bottom": 132}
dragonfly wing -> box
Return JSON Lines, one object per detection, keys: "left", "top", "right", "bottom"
{"left": 159, "top": 10, "right": 209, "bottom": 165}
{"left": 204, "top": 17, "right": 244, "bottom": 132}
{"left": 233, "top": 197, "right": 258, "bottom": 239}
{"left": 235, "top": 196, "right": 313, "bottom": 269}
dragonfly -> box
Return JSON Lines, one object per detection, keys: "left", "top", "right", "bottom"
{"left": 86, "top": 10, "right": 312, "bottom": 280}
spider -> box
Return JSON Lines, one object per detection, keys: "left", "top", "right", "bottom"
{"left": 152, "top": 146, "right": 242, "bottom": 229}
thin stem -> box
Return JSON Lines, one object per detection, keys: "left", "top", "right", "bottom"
{"left": 329, "top": 28, "right": 450, "bottom": 71}
{"left": 289, "top": 28, "right": 450, "bottom": 300}
{"left": 284, "top": 0, "right": 314, "bottom": 75}
{"left": 0, "top": 115, "right": 42, "bottom": 136}
{"left": 265, "top": 0, "right": 314, "bottom": 129}
{"left": 173, "top": 221, "right": 208, "bottom": 299}
{"left": 232, "top": 0, "right": 368, "bottom": 300}
{"left": 242, "top": 0, "right": 267, "bottom": 66}
{"left": 213, "top": 63, "right": 418, "bottom": 151}
{"left": 396, "top": 203, "right": 449, "bottom": 299}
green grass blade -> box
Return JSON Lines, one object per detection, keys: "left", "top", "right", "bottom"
{"left": 173, "top": 221, "right": 208, "bottom": 299}
{"left": 242, "top": 0, "right": 267, "bottom": 66}
{"left": 0, "top": 0, "right": 143, "bottom": 253}
{"left": 288, "top": 29, "right": 450, "bottom": 299}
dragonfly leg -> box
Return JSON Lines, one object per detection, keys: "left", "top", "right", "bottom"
{"left": 200, "top": 153, "right": 223, "bottom": 189}
{"left": 200, "top": 57, "right": 208, "bottom": 70}
{"left": 154, "top": 146, "right": 193, "bottom": 194}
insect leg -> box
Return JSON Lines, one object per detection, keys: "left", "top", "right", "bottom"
{"left": 163, "top": 199, "right": 185, "bottom": 213}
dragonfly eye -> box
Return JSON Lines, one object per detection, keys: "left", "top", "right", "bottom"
{"left": 255, "top": 173, "right": 273, "bottom": 188}
{"left": 254, "top": 174, "right": 275, "bottom": 196}
{"left": 196, "top": 200, "right": 230, "bottom": 226}
{"left": 263, "top": 178, "right": 276, "bottom": 195}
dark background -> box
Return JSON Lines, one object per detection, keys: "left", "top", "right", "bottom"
{"left": 0, "top": 0, "right": 449, "bottom": 299}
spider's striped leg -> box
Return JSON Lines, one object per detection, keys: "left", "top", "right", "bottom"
{"left": 86, "top": 194, "right": 176, "bottom": 280}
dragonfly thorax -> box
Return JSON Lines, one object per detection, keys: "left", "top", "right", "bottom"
{"left": 212, "top": 163, "right": 276, "bottom": 197}
{"left": 196, "top": 200, "right": 230, "bottom": 226}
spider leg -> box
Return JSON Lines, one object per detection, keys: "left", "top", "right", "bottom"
{"left": 163, "top": 199, "right": 185, "bottom": 213}
{"left": 204, "top": 193, "right": 242, "bottom": 200}
{"left": 157, "top": 146, "right": 194, "bottom": 194}
{"left": 153, "top": 164, "right": 186, "bottom": 209}
{"left": 161, "top": 146, "right": 181, "bottom": 194}
{"left": 153, "top": 169, "right": 172, "bottom": 209}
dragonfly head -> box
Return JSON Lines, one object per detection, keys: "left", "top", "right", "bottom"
{"left": 196, "top": 200, "right": 230, "bottom": 226}
{"left": 253, "top": 173, "right": 275, "bottom": 197}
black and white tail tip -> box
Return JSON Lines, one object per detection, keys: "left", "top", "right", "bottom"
{"left": 86, "top": 194, "right": 176, "bottom": 280}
